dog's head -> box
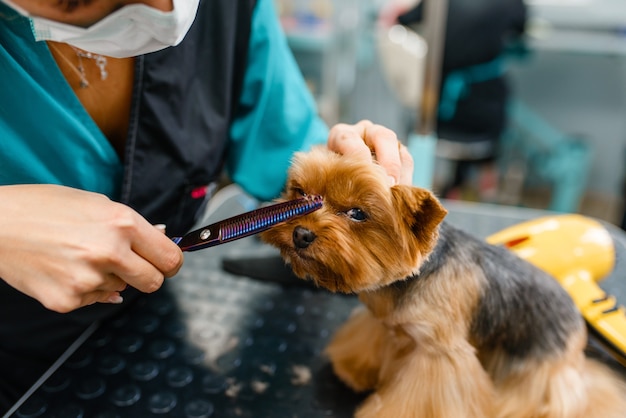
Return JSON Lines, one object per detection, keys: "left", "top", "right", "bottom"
{"left": 260, "top": 147, "right": 447, "bottom": 293}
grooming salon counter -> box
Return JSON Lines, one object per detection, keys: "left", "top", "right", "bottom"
{"left": 6, "top": 197, "right": 626, "bottom": 418}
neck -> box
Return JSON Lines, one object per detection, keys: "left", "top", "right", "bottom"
{"left": 47, "top": 41, "right": 135, "bottom": 159}
{"left": 358, "top": 223, "right": 450, "bottom": 319}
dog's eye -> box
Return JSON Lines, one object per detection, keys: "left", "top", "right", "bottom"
{"left": 346, "top": 208, "right": 368, "bottom": 222}
{"left": 292, "top": 187, "right": 307, "bottom": 197}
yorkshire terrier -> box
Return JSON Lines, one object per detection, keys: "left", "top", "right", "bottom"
{"left": 261, "top": 146, "right": 626, "bottom": 418}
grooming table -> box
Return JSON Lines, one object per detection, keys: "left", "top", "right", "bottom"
{"left": 6, "top": 194, "right": 626, "bottom": 418}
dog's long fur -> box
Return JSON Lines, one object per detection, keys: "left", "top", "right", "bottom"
{"left": 261, "top": 147, "right": 626, "bottom": 418}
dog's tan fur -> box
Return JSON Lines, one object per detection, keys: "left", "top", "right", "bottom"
{"left": 261, "top": 147, "right": 626, "bottom": 418}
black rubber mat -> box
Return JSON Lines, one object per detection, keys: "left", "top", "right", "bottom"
{"left": 7, "top": 195, "right": 626, "bottom": 417}
{"left": 8, "top": 242, "right": 365, "bottom": 418}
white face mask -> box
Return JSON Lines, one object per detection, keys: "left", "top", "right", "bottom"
{"left": 1, "top": 0, "right": 200, "bottom": 58}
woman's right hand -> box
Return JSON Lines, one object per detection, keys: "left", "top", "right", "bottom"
{"left": 0, "top": 184, "right": 183, "bottom": 313}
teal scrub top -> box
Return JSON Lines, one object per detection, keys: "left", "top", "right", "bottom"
{"left": 0, "top": 0, "right": 329, "bottom": 201}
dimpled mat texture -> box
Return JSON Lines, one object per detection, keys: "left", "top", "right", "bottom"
{"left": 7, "top": 188, "right": 626, "bottom": 418}
{"left": 8, "top": 186, "right": 365, "bottom": 418}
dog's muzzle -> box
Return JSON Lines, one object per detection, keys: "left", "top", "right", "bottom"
{"left": 293, "top": 226, "right": 317, "bottom": 249}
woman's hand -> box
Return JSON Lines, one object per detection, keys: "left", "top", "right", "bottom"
{"left": 326, "top": 119, "right": 414, "bottom": 185}
{"left": 0, "top": 184, "right": 183, "bottom": 313}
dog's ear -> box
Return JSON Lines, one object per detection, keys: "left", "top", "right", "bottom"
{"left": 391, "top": 185, "right": 447, "bottom": 244}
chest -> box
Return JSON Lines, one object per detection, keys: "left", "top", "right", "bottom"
{"left": 47, "top": 42, "right": 134, "bottom": 159}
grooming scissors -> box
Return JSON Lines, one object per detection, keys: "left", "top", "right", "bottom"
{"left": 172, "top": 195, "right": 323, "bottom": 252}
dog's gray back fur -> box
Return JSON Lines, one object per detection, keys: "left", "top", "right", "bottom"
{"left": 401, "top": 222, "right": 584, "bottom": 359}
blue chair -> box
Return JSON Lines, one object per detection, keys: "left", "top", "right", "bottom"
{"left": 499, "top": 99, "right": 591, "bottom": 213}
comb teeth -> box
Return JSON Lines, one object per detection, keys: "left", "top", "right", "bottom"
{"left": 221, "top": 195, "right": 323, "bottom": 241}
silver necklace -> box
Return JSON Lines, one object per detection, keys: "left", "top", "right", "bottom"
{"left": 70, "top": 46, "right": 108, "bottom": 88}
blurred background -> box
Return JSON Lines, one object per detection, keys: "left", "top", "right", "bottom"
{"left": 273, "top": 0, "right": 626, "bottom": 229}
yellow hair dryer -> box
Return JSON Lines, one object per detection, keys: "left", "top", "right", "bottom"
{"left": 487, "top": 214, "right": 626, "bottom": 367}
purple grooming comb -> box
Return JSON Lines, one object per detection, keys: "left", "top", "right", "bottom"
{"left": 172, "top": 195, "right": 323, "bottom": 252}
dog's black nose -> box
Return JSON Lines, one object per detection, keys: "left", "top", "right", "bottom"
{"left": 293, "top": 226, "right": 316, "bottom": 249}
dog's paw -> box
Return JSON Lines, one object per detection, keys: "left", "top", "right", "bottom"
{"left": 324, "top": 308, "right": 387, "bottom": 391}
{"left": 329, "top": 356, "right": 379, "bottom": 392}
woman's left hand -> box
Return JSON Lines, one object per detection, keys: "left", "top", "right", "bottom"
{"left": 326, "top": 119, "right": 414, "bottom": 186}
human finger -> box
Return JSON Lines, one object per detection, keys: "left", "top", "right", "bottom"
{"left": 63, "top": 273, "right": 126, "bottom": 308}
{"left": 98, "top": 274, "right": 128, "bottom": 293}
{"left": 108, "top": 249, "right": 166, "bottom": 294}
{"left": 327, "top": 121, "right": 375, "bottom": 162}
{"left": 346, "top": 120, "right": 412, "bottom": 185}
{"left": 359, "top": 122, "right": 404, "bottom": 185}
{"left": 88, "top": 290, "right": 124, "bottom": 306}
{"left": 33, "top": 272, "right": 127, "bottom": 313}
{"left": 398, "top": 143, "right": 414, "bottom": 185}
{"left": 129, "top": 217, "right": 184, "bottom": 278}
